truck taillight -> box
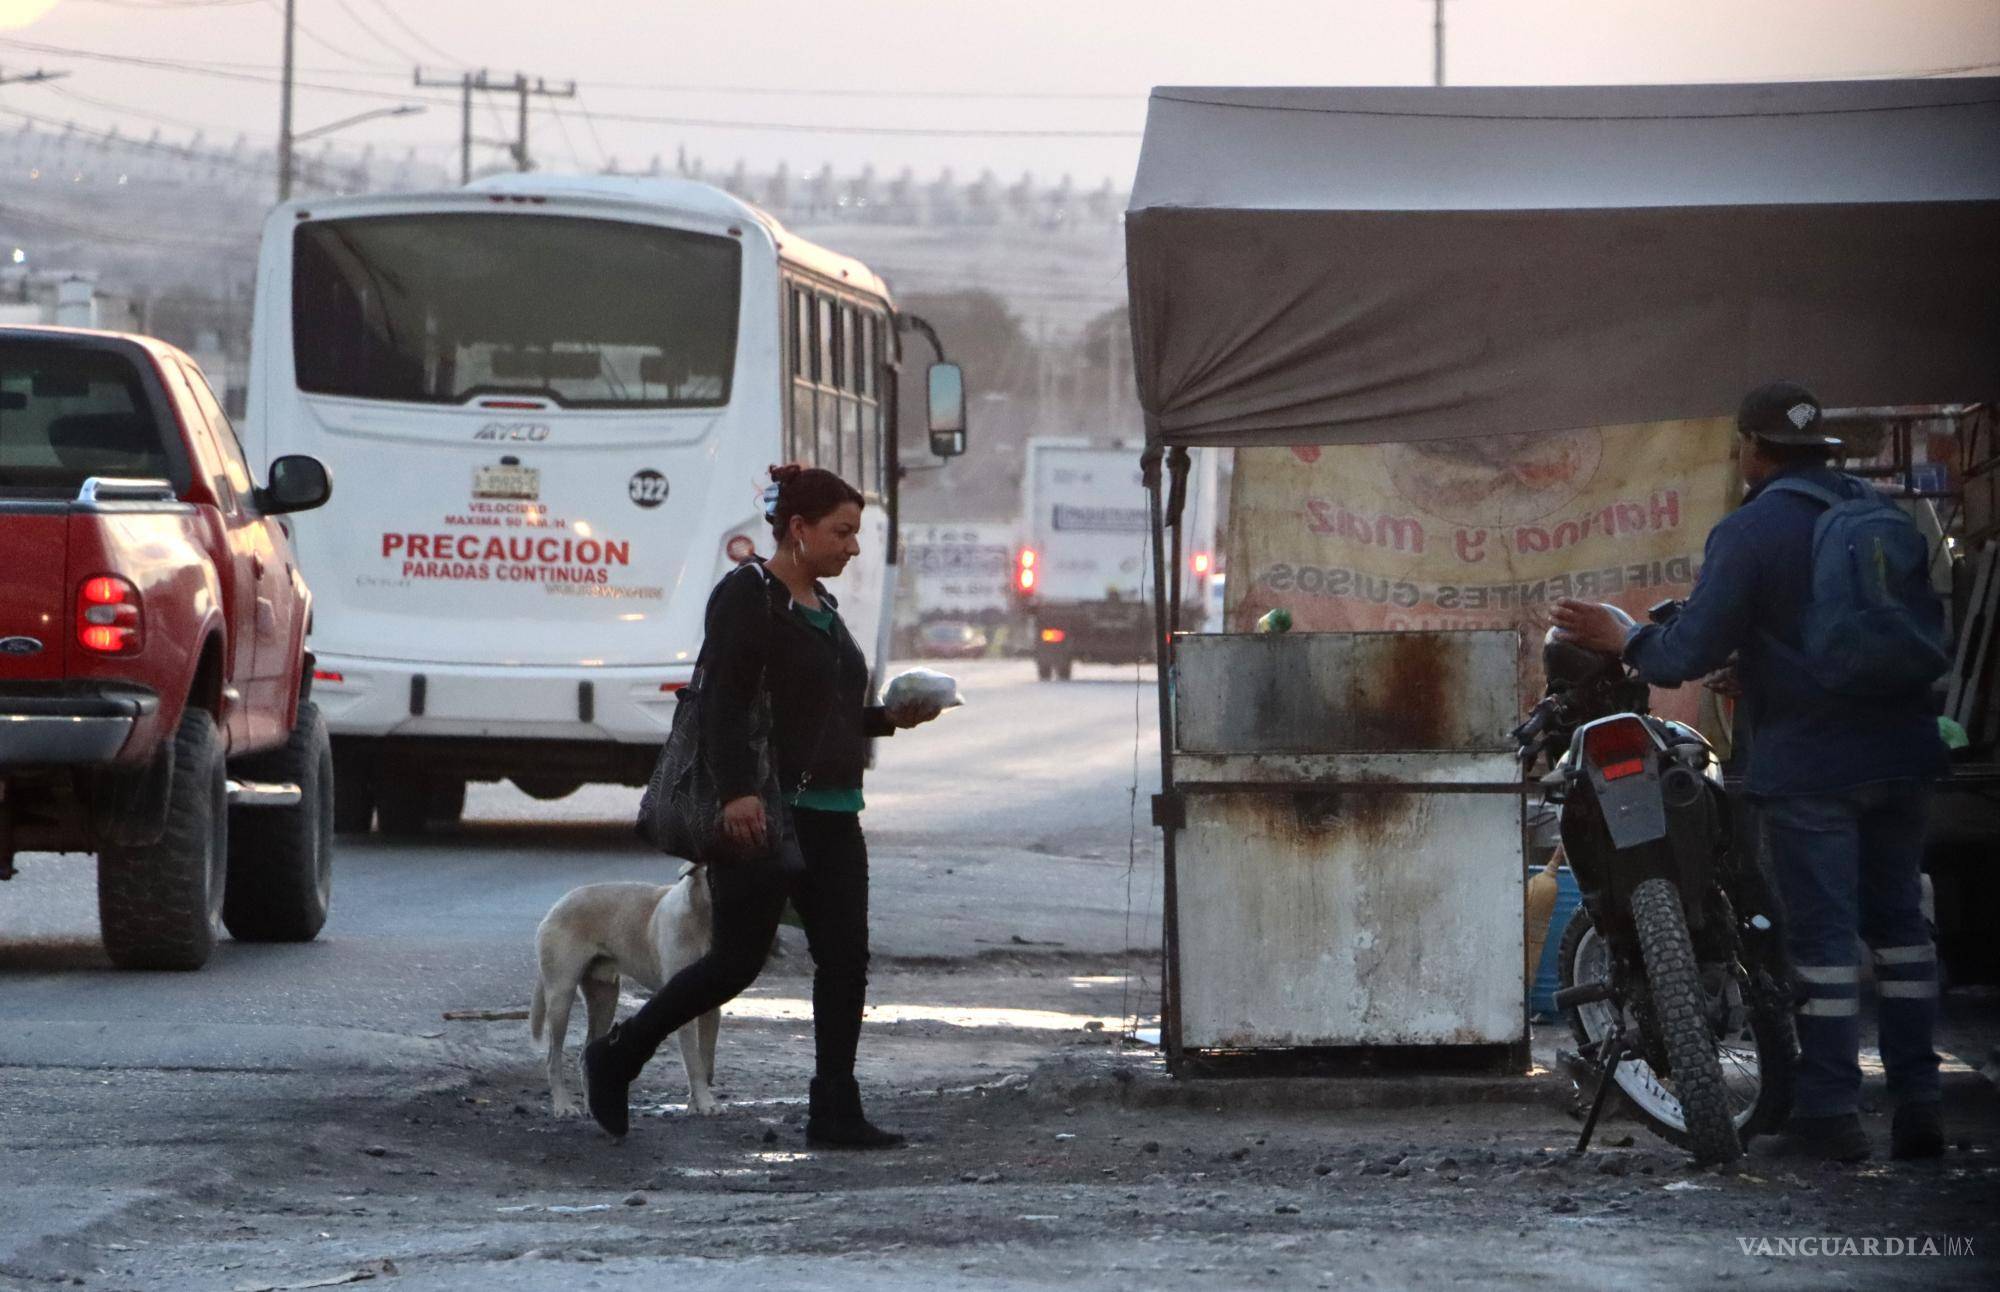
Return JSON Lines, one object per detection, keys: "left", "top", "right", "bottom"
{"left": 1040, "top": 628, "right": 1066, "bottom": 644}
{"left": 1582, "top": 716, "right": 1653, "bottom": 781}
{"left": 1191, "top": 551, "right": 1212, "bottom": 576}
{"left": 77, "top": 575, "right": 142, "bottom": 655}
{"left": 1017, "top": 548, "right": 1038, "bottom": 594}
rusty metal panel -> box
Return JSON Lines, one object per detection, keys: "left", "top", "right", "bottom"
{"left": 1176, "top": 750, "right": 1520, "bottom": 789}
{"left": 1175, "top": 754, "right": 1526, "bottom": 1049}
{"left": 1173, "top": 630, "right": 1517, "bottom": 754}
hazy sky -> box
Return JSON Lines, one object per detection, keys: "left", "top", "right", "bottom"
{"left": 1, "top": 0, "right": 1995, "bottom": 184}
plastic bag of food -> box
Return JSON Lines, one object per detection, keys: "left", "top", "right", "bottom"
{"left": 883, "top": 668, "right": 965, "bottom": 714}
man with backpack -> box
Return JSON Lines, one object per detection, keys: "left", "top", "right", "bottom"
{"left": 1552, "top": 380, "right": 1951, "bottom": 1163}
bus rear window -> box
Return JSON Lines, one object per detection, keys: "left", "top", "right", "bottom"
{"left": 292, "top": 213, "right": 742, "bottom": 409}
{"left": 0, "top": 341, "right": 169, "bottom": 491}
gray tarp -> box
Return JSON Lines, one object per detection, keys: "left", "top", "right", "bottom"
{"left": 1125, "top": 80, "right": 2000, "bottom": 448}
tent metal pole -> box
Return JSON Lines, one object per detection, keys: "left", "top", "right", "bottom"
{"left": 1144, "top": 444, "right": 1185, "bottom": 1070}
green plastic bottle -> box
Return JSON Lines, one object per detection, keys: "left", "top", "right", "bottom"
{"left": 1255, "top": 607, "right": 1293, "bottom": 634}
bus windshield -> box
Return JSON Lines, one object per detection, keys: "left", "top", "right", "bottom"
{"left": 291, "top": 213, "right": 742, "bottom": 409}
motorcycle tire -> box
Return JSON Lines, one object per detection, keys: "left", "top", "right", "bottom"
{"left": 1629, "top": 877, "right": 1742, "bottom": 1165}
{"left": 1561, "top": 894, "right": 1786, "bottom": 1159}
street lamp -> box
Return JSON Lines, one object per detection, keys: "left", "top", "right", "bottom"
{"left": 275, "top": 0, "right": 424, "bottom": 201}
{"left": 294, "top": 104, "right": 426, "bottom": 144}
{"left": 282, "top": 105, "right": 426, "bottom": 199}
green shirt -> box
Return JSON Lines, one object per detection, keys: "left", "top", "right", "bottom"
{"left": 787, "top": 603, "right": 865, "bottom": 814}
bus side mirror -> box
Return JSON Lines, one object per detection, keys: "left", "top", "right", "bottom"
{"left": 926, "top": 362, "right": 967, "bottom": 459}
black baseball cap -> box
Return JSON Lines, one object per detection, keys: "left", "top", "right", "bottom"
{"left": 1737, "top": 380, "right": 1839, "bottom": 447}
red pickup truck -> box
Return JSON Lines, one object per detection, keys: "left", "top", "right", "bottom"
{"left": 1, "top": 326, "right": 334, "bottom": 969}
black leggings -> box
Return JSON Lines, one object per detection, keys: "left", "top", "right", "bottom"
{"left": 619, "top": 807, "right": 870, "bottom": 1082}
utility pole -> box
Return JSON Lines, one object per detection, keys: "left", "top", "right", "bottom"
{"left": 415, "top": 68, "right": 476, "bottom": 184}
{"left": 1433, "top": 0, "right": 1446, "bottom": 87}
{"left": 505, "top": 73, "right": 576, "bottom": 172}
{"left": 277, "top": 0, "right": 295, "bottom": 200}
{"left": 415, "top": 69, "right": 576, "bottom": 178}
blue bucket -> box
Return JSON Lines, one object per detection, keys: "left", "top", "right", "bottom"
{"left": 1530, "top": 867, "right": 1582, "bottom": 1019}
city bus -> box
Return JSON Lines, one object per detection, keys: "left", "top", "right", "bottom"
{"left": 245, "top": 173, "right": 964, "bottom": 834}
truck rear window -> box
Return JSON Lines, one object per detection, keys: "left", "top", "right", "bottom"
{"left": 0, "top": 341, "right": 171, "bottom": 492}
{"left": 291, "top": 213, "right": 743, "bottom": 409}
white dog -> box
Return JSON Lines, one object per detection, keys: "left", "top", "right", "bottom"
{"left": 529, "top": 862, "right": 719, "bottom": 1118}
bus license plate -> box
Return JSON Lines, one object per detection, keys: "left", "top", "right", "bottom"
{"left": 473, "top": 465, "right": 540, "bottom": 500}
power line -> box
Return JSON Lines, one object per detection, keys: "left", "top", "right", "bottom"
{"left": 1, "top": 37, "right": 444, "bottom": 104}
{"left": 573, "top": 106, "right": 1141, "bottom": 139}
{"left": 0, "top": 103, "right": 272, "bottom": 180}
{"left": 363, "top": 0, "right": 461, "bottom": 66}
{"left": 582, "top": 79, "right": 1137, "bottom": 101}
{"left": 2, "top": 40, "right": 1142, "bottom": 136}
{"left": 0, "top": 37, "right": 1146, "bottom": 103}
{"left": 575, "top": 98, "right": 611, "bottom": 166}
{"left": 327, "top": 0, "right": 426, "bottom": 66}
{"left": 256, "top": 0, "right": 398, "bottom": 71}
{"left": 44, "top": 80, "right": 235, "bottom": 134}
{"left": 0, "top": 67, "right": 69, "bottom": 87}
{"left": 546, "top": 98, "right": 588, "bottom": 171}
{"left": 78, "top": 0, "right": 262, "bottom": 8}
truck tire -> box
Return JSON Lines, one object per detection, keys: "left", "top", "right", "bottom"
{"left": 1055, "top": 657, "right": 1074, "bottom": 681}
{"left": 1630, "top": 877, "right": 1742, "bottom": 1165}
{"left": 223, "top": 701, "right": 334, "bottom": 942}
{"left": 1035, "top": 658, "right": 1053, "bottom": 682}
{"left": 98, "top": 706, "right": 227, "bottom": 971}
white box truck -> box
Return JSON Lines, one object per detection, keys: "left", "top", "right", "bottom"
{"left": 1014, "top": 439, "right": 1217, "bottom": 680}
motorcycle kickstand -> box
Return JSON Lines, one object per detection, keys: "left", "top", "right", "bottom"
{"left": 1574, "top": 1034, "right": 1627, "bottom": 1156}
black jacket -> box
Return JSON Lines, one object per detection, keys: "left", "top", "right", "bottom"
{"left": 697, "top": 562, "right": 893, "bottom": 804}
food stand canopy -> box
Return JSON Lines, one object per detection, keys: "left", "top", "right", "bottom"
{"left": 1125, "top": 80, "right": 2000, "bottom": 448}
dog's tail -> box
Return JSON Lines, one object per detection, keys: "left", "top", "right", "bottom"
{"left": 529, "top": 979, "right": 546, "bottom": 1042}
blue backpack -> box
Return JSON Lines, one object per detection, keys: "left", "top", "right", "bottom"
{"left": 1761, "top": 475, "right": 1949, "bottom": 698}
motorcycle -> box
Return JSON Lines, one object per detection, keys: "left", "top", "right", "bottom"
{"left": 1514, "top": 600, "right": 1797, "bottom": 1164}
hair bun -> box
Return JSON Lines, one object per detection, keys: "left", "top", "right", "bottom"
{"left": 768, "top": 463, "right": 806, "bottom": 489}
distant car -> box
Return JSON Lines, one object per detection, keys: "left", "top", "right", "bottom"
{"left": 918, "top": 620, "right": 988, "bottom": 660}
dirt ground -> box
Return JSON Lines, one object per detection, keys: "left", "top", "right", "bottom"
{"left": 7, "top": 952, "right": 1997, "bottom": 1292}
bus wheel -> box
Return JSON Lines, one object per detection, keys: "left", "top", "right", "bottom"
{"left": 427, "top": 778, "right": 467, "bottom": 831}
{"left": 375, "top": 776, "right": 430, "bottom": 838}
{"left": 331, "top": 743, "right": 376, "bottom": 835}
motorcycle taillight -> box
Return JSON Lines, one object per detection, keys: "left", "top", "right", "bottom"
{"left": 1582, "top": 716, "right": 1653, "bottom": 781}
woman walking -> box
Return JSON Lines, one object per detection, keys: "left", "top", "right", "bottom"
{"left": 583, "top": 464, "right": 939, "bottom": 1146}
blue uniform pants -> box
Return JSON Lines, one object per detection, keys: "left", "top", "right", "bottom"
{"left": 1761, "top": 781, "right": 1940, "bottom": 1118}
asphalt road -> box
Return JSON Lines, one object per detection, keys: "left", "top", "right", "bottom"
{"left": 1, "top": 658, "right": 1162, "bottom": 1063}
{"left": 5, "top": 657, "right": 1996, "bottom": 1291}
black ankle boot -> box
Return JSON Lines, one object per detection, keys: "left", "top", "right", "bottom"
{"left": 1755, "top": 1112, "right": 1870, "bottom": 1164}
{"left": 1891, "top": 1102, "right": 1945, "bottom": 1160}
{"left": 806, "top": 1075, "right": 905, "bottom": 1150}
{"left": 581, "top": 1025, "right": 637, "bottom": 1139}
